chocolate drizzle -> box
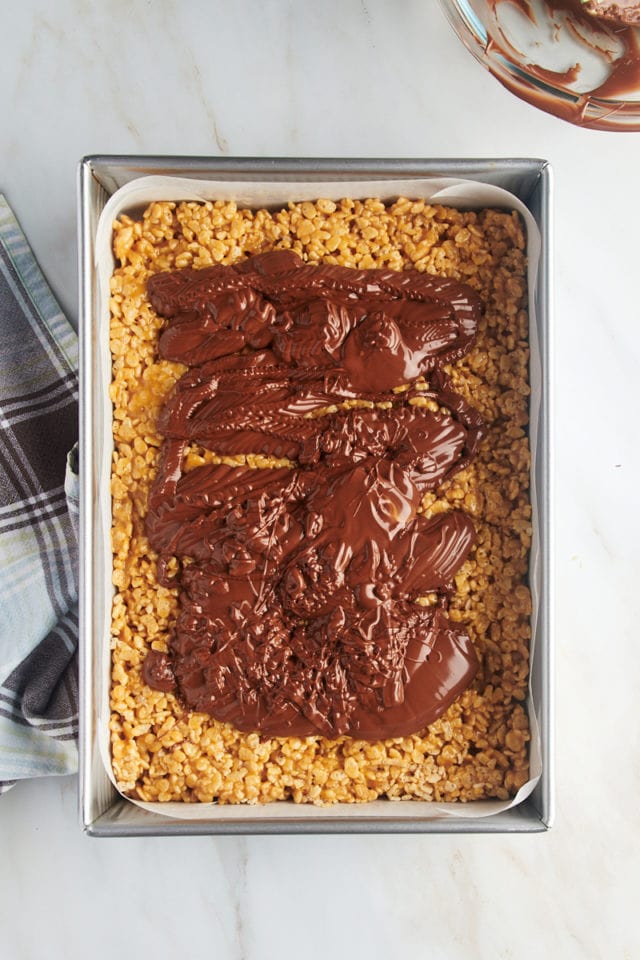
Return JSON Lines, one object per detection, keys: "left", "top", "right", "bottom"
{"left": 143, "top": 250, "right": 485, "bottom": 740}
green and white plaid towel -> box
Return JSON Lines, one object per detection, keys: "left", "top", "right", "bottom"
{"left": 0, "top": 194, "right": 79, "bottom": 794}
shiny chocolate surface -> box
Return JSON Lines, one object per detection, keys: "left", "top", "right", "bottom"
{"left": 143, "top": 251, "right": 484, "bottom": 739}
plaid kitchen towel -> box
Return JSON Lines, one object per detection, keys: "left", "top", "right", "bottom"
{"left": 0, "top": 194, "right": 79, "bottom": 794}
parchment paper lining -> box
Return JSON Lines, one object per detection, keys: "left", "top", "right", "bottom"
{"left": 95, "top": 176, "right": 542, "bottom": 821}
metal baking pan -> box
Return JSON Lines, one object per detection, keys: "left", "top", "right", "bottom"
{"left": 78, "top": 156, "right": 553, "bottom": 836}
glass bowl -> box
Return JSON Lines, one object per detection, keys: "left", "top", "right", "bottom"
{"left": 438, "top": 0, "right": 640, "bottom": 131}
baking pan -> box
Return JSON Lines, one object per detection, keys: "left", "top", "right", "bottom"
{"left": 78, "top": 157, "right": 553, "bottom": 835}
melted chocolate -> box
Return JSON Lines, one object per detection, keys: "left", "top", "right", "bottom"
{"left": 143, "top": 251, "right": 485, "bottom": 739}
{"left": 141, "top": 649, "right": 177, "bottom": 693}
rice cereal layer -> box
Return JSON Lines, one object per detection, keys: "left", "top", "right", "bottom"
{"left": 109, "top": 197, "right": 531, "bottom": 805}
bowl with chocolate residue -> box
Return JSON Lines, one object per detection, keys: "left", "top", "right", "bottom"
{"left": 438, "top": 0, "right": 640, "bottom": 130}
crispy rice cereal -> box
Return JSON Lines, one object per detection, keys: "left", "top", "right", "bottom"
{"left": 109, "top": 197, "right": 531, "bottom": 804}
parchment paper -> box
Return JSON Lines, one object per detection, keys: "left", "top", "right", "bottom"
{"left": 95, "top": 176, "right": 542, "bottom": 821}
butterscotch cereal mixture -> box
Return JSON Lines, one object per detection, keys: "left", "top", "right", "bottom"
{"left": 109, "top": 197, "right": 531, "bottom": 805}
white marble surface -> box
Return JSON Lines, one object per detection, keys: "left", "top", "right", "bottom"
{"left": 1, "top": 1, "right": 639, "bottom": 957}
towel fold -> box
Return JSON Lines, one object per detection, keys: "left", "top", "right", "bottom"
{"left": 0, "top": 194, "right": 79, "bottom": 794}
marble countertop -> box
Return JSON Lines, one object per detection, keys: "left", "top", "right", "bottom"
{"left": 1, "top": 1, "right": 638, "bottom": 957}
